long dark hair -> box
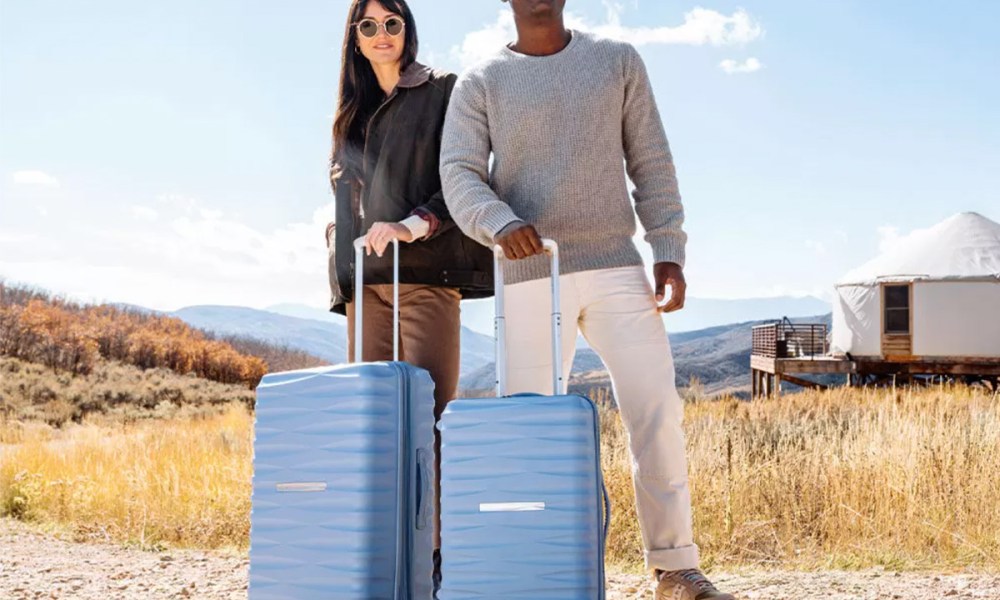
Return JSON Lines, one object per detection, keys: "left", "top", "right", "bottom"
{"left": 331, "top": 0, "right": 419, "bottom": 185}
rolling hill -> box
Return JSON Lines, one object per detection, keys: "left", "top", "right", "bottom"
{"left": 456, "top": 295, "right": 831, "bottom": 335}
{"left": 172, "top": 305, "right": 495, "bottom": 376}
{"left": 173, "top": 303, "right": 834, "bottom": 399}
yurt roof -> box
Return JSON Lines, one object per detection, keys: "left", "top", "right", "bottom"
{"left": 837, "top": 212, "right": 1000, "bottom": 286}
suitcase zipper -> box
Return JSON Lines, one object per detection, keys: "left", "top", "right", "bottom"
{"left": 393, "top": 362, "right": 411, "bottom": 599}
{"left": 590, "top": 399, "right": 608, "bottom": 600}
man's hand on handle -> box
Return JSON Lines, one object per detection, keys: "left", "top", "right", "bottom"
{"left": 495, "top": 222, "right": 545, "bottom": 260}
{"left": 654, "top": 262, "right": 686, "bottom": 313}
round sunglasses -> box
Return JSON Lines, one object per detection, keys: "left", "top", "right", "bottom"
{"left": 354, "top": 16, "right": 405, "bottom": 39}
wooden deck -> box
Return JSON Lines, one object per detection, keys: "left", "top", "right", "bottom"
{"left": 749, "top": 322, "right": 1000, "bottom": 398}
{"left": 750, "top": 356, "right": 853, "bottom": 398}
{"left": 751, "top": 355, "right": 855, "bottom": 375}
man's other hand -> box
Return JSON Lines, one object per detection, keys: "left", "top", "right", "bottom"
{"left": 654, "top": 262, "right": 686, "bottom": 313}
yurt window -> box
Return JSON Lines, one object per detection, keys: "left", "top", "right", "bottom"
{"left": 884, "top": 284, "right": 911, "bottom": 334}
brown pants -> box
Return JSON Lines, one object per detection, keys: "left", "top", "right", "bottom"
{"left": 345, "top": 283, "right": 461, "bottom": 547}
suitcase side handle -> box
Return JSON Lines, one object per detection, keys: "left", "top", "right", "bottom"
{"left": 601, "top": 479, "right": 612, "bottom": 544}
{"left": 352, "top": 236, "right": 400, "bottom": 362}
{"left": 492, "top": 239, "right": 562, "bottom": 397}
{"left": 415, "top": 448, "right": 432, "bottom": 531}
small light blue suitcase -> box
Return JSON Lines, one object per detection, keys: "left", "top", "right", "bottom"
{"left": 438, "top": 240, "right": 610, "bottom": 600}
{"left": 249, "top": 239, "right": 437, "bottom": 599}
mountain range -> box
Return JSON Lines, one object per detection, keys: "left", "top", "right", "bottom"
{"left": 172, "top": 305, "right": 495, "bottom": 376}
{"left": 171, "top": 301, "right": 834, "bottom": 399}
{"left": 452, "top": 295, "right": 830, "bottom": 336}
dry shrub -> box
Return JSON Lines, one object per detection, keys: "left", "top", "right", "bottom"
{"left": 0, "top": 356, "right": 254, "bottom": 426}
{"left": 0, "top": 281, "right": 326, "bottom": 388}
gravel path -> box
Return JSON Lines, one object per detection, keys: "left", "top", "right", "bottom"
{"left": 2, "top": 520, "right": 998, "bottom": 599}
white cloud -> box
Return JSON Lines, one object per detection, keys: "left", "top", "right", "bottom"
{"left": 199, "top": 207, "right": 224, "bottom": 220}
{"left": 572, "top": 5, "right": 764, "bottom": 47}
{"left": 0, "top": 195, "right": 339, "bottom": 311}
{"left": 452, "top": 5, "right": 764, "bottom": 70}
{"left": 131, "top": 205, "right": 159, "bottom": 221}
{"left": 805, "top": 239, "right": 827, "bottom": 256}
{"left": 719, "top": 57, "right": 763, "bottom": 74}
{"left": 0, "top": 233, "right": 36, "bottom": 244}
{"left": 11, "top": 170, "right": 61, "bottom": 188}
{"left": 450, "top": 10, "right": 516, "bottom": 69}
{"left": 156, "top": 193, "right": 199, "bottom": 214}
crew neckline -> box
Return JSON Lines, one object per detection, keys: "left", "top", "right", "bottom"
{"left": 501, "top": 29, "right": 579, "bottom": 60}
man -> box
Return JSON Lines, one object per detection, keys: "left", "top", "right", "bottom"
{"left": 440, "top": 1, "right": 734, "bottom": 599}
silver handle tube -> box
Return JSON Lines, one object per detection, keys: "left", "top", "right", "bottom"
{"left": 493, "top": 239, "right": 562, "bottom": 397}
{"left": 353, "top": 236, "right": 400, "bottom": 362}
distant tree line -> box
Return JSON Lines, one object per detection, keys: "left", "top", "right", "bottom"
{"left": 0, "top": 281, "right": 326, "bottom": 386}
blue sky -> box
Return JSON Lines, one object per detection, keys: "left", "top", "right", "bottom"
{"left": 1, "top": 0, "right": 998, "bottom": 315}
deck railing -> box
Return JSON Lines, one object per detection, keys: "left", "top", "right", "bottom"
{"left": 752, "top": 321, "right": 828, "bottom": 359}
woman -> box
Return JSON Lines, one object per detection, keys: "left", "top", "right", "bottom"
{"left": 326, "top": 0, "right": 493, "bottom": 574}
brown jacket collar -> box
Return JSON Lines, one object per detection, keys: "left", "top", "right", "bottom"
{"left": 397, "top": 61, "right": 433, "bottom": 89}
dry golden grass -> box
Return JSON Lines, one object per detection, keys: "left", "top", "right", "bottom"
{"left": 0, "top": 405, "right": 252, "bottom": 550}
{"left": 603, "top": 384, "right": 1000, "bottom": 571}
{"left": 2, "top": 384, "right": 998, "bottom": 572}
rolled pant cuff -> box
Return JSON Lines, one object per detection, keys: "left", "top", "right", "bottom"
{"left": 645, "top": 544, "right": 700, "bottom": 572}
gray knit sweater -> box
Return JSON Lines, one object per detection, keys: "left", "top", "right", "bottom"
{"left": 440, "top": 30, "right": 687, "bottom": 285}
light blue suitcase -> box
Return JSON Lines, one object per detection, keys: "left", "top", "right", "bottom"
{"left": 249, "top": 239, "right": 437, "bottom": 599}
{"left": 438, "top": 240, "right": 610, "bottom": 599}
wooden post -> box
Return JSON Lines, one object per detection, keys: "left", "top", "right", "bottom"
{"left": 775, "top": 374, "right": 782, "bottom": 399}
{"left": 751, "top": 369, "right": 757, "bottom": 399}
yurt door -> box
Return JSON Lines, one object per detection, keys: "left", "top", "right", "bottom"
{"left": 881, "top": 282, "right": 913, "bottom": 359}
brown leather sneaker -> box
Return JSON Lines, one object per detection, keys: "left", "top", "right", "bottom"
{"left": 655, "top": 569, "right": 735, "bottom": 600}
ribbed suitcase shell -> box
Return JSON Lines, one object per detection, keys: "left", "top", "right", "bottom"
{"left": 438, "top": 393, "right": 607, "bottom": 600}
{"left": 249, "top": 362, "right": 436, "bottom": 599}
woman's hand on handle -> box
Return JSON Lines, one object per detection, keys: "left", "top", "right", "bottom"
{"left": 364, "top": 221, "right": 414, "bottom": 257}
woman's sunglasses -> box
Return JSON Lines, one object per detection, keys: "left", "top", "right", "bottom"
{"left": 354, "top": 16, "right": 405, "bottom": 39}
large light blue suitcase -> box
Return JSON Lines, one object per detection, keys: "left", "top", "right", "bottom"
{"left": 438, "top": 240, "right": 610, "bottom": 600}
{"left": 249, "top": 238, "right": 437, "bottom": 599}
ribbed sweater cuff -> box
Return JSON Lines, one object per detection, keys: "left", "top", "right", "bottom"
{"left": 650, "top": 236, "right": 686, "bottom": 268}
{"left": 492, "top": 220, "right": 527, "bottom": 242}
{"left": 479, "top": 203, "right": 523, "bottom": 243}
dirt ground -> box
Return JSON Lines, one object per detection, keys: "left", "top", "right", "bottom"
{"left": 2, "top": 519, "right": 998, "bottom": 599}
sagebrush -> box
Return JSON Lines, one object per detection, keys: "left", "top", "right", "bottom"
{"left": 0, "top": 281, "right": 325, "bottom": 387}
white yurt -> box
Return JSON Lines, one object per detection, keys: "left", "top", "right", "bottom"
{"left": 832, "top": 212, "right": 1000, "bottom": 359}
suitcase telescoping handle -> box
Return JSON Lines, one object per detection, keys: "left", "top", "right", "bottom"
{"left": 494, "top": 240, "right": 614, "bottom": 544}
{"left": 493, "top": 239, "right": 563, "bottom": 397}
{"left": 352, "top": 236, "right": 400, "bottom": 362}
